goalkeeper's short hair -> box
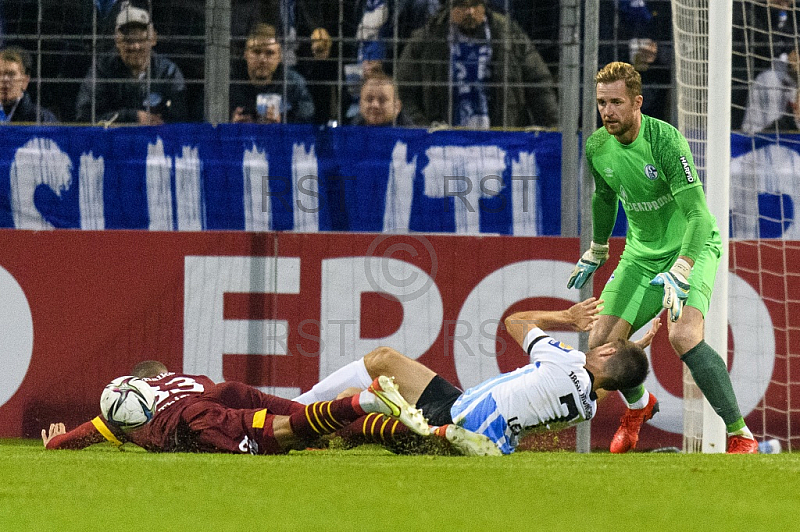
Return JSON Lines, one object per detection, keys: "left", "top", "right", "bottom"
{"left": 595, "top": 61, "right": 642, "bottom": 99}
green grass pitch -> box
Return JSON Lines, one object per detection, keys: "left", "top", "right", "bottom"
{"left": 2, "top": 438, "right": 798, "bottom": 531}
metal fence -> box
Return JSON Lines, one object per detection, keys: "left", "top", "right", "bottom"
{"left": 0, "top": 0, "right": 675, "bottom": 127}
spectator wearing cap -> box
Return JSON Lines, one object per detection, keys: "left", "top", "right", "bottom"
{"left": 396, "top": 0, "right": 559, "bottom": 129}
{"left": 229, "top": 23, "right": 314, "bottom": 124}
{"left": 0, "top": 47, "right": 58, "bottom": 123}
{"left": 75, "top": 4, "right": 188, "bottom": 124}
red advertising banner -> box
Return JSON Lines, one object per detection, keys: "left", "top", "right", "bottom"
{"left": 0, "top": 231, "right": 796, "bottom": 450}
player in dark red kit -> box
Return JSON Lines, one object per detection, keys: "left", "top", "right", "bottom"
{"left": 42, "top": 361, "right": 430, "bottom": 455}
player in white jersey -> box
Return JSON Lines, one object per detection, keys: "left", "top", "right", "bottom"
{"left": 450, "top": 328, "right": 599, "bottom": 453}
{"left": 295, "top": 298, "right": 657, "bottom": 454}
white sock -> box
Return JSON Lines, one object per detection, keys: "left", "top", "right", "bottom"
{"left": 357, "top": 389, "right": 390, "bottom": 415}
{"left": 292, "top": 358, "right": 373, "bottom": 404}
{"left": 728, "top": 426, "right": 754, "bottom": 439}
{"left": 626, "top": 390, "right": 650, "bottom": 410}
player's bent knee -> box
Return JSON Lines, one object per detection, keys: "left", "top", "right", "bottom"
{"left": 667, "top": 324, "right": 703, "bottom": 355}
{"left": 364, "top": 346, "right": 404, "bottom": 375}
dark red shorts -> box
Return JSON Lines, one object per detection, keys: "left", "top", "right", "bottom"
{"left": 181, "top": 381, "right": 305, "bottom": 455}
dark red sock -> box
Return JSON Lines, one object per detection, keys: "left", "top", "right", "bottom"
{"left": 337, "top": 413, "right": 411, "bottom": 444}
{"left": 289, "top": 396, "right": 367, "bottom": 441}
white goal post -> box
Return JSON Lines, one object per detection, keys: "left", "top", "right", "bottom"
{"left": 671, "top": 0, "right": 730, "bottom": 453}
{"left": 674, "top": 0, "right": 800, "bottom": 453}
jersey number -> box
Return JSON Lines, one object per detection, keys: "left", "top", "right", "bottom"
{"left": 559, "top": 394, "right": 580, "bottom": 422}
{"left": 152, "top": 376, "right": 205, "bottom": 410}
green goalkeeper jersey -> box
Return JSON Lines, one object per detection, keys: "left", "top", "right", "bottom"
{"left": 585, "top": 114, "right": 718, "bottom": 267}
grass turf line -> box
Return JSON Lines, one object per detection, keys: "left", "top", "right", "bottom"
{"left": 1, "top": 438, "right": 798, "bottom": 531}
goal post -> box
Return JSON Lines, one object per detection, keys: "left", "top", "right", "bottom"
{"left": 671, "top": 0, "right": 730, "bottom": 452}
{"left": 675, "top": 0, "right": 800, "bottom": 453}
{"left": 703, "top": 0, "right": 733, "bottom": 453}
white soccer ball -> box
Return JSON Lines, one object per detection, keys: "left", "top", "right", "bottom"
{"left": 100, "top": 376, "right": 157, "bottom": 431}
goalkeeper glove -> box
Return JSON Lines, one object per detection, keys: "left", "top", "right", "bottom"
{"left": 567, "top": 242, "right": 609, "bottom": 289}
{"left": 650, "top": 258, "right": 692, "bottom": 322}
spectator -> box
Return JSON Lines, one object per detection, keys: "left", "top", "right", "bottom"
{"left": 630, "top": 38, "right": 672, "bottom": 122}
{"left": 351, "top": 73, "right": 414, "bottom": 126}
{"left": 739, "top": 0, "right": 797, "bottom": 73}
{"left": 396, "top": 0, "right": 558, "bottom": 129}
{"left": 741, "top": 48, "right": 800, "bottom": 134}
{"left": 144, "top": 0, "right": 269, "bottom": 122}
{"left": 261, "top": 0, "right": 344, "bottom": 65}
{"left": 732, "top": 0, "right": 798, "bottom": 128}
{"left": 295, "top": 27, "right": 340, "bottom": 124}
{"left": 331, "top": 0, "right": 437, "bottom": 121}
{"left": 264, "top": 1, "right": 353, "bottom": 124}
{"left": 0, "top": 47, "right": 57, "bottom": 123}
{"left": 353, "top": 0, "right": 439, "bottom": 68}
{"left": 2, "top": 0, "right": 125, "bottom": 122}
{"left": 230, "top": 23, "right": 314, "bottom": 124}
{"left": 598, "top": 1, "right": 674, "bottom": 123}
{"left": 75, "top": 4, "right": 188, "bottom": 124}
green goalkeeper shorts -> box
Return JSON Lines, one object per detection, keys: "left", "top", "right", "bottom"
{"left": 598, "top": 232, "right": 722, "bottom": 333}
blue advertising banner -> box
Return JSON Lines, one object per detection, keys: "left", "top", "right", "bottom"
{"left": 1, "top": 125, "right": 797, "bottom": 238}
{"left": 730, "top": 133, "right": 800, "bottom": 239}
{"left": 0, "top": 124, "right": 563, "bottom": 235}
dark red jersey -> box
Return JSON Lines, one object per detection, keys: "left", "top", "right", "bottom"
{"left": 47, "top": 372, "right": 303, "bottom": 455}
{"left": 127, "top": 372, "right": 216, "bottom": 452}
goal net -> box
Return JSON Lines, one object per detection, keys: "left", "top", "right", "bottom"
{"left": 671, "top": 0, "right": 727, "bottom": 453}
{"left": 673, "top": 0, "right": 800, "bottom": 452}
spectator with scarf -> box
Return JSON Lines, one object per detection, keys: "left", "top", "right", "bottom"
{"left": 395, "top": 0, "right": 558, "bottom": 129}
{"left": 339, "top": 0, "right": 437, "bottom": 121}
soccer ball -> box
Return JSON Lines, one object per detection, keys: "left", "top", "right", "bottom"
{"left": 100, "top": 376, "right": 157, "bottom": 431}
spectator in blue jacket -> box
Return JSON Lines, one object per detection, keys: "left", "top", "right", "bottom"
{"left": 230, "top": 23, "right": 314, "bottom": 124}
{"left": 75, "top": 4, "right": 188, "bottom": 124}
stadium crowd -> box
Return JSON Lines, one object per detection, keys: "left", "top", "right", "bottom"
{"left": 0, "top": 0, "right": 679, "bottom": 128}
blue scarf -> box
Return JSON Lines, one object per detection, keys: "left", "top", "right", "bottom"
{"left": 94, "top": 0, "right": 117, "bottom": 16}
{"left": 357, "top": 0, "right": 389, "bottom": 62}
{"left": 450, "top": 22, "right": 492, "bottom": 129}
{"left": 280, "top": 0, "right": 298, "bottom": 65}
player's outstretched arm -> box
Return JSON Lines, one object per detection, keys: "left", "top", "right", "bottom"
{"left": 633, "top": 316, "right": 662, "bottom": 349}
{"left": 505, "top": 297, "right": 603, "bottom": 347}
{"left": 41, "top": 423, "right": 66, "bottom": 447}
{"left": 567, "top": 178, "right": 617, "bottom": 288}
{"left": 42, "top": 419, "right": 108, "bottom": 450}
{"left": 563, "top": 297, "right": 604, "bottom": 331}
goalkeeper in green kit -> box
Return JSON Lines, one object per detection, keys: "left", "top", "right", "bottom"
{"left": 568, "top": 62, "right": 757, "bottom": 454}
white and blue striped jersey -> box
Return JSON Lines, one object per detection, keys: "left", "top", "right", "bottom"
{"left": 450, "top": 327, "right": 597, "bottom": 454}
